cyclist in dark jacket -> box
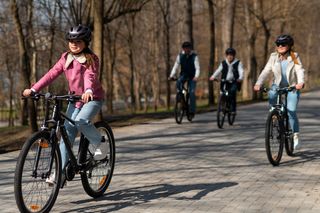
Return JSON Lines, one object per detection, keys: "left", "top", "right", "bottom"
{"left": 169, "top": 41, "right": 200, "bottom": 118}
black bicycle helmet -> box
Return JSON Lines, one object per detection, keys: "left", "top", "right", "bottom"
{"left": 275, "top": 34, "right": 294, "bottom": 47}
{"left": 225, "top": 47, "right": 236, "bottom": 56}
{"left": 66, "top": 25, "right": 91, "bottom": 43}
{"left": 182, "top": 41, "right": 193, "bottom": 49}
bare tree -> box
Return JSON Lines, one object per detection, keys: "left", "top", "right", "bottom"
{"left": 221, "top": 0, "right": 236, "bottom": 50}
{"left": 10, "top": 0, "right": 38, "bottom": 132}
{"left": 240, "top": 0, "right": 258, "bottom": 100}
{"left": 4, "top": 56, "right": 15, "bottom": 127}
{"left": 158, "top": 0, "right": 172, "bottom": 110}
{"left": 186, "top": 0, "right": 194, "bottom": 45}
{"left": 207, "top": 0, "right": 215, "bottom": 106}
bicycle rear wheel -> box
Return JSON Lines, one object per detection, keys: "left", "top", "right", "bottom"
{"left": 186, "top": 93, "right": 193, "bottom": 122}
{"left": 284, "top": 115, "right": 294, "bottom": 156}
{"left": 228, "top": 113, "right": 236, "bottom": 125}
{"left": 80, "top": 121, "right": 115, "bottom": 198}
{"left": 265, "top": 111, "right": 284, "bottom": 166}
{"left": 227, "top": 98, "right": 236, "bottom": 125}
{"left": 217, "top": 95, "right": 226, "bottom": 129}
{"left": 174, "top": 93, "right": 185, "bottom": 124}
{"left": 14, "top": 131, "right": 61, "bottom": 213}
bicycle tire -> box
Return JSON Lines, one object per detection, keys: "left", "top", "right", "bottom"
{"left": 228, "top": 113, "right": 236, "bottom": 125}
{"left": 217, "top": 95, "right": 226, "bottom": 129}
{"left": 227, "top": 96, "right": 235, "bottom": 125}
{"left": 186, "top": 93, "right": 193, "bottom": 122}
{"left": 265, "top": 110, "right": 284, "bottom": 166}
{"left": 285, "top": 134, "right": 294, "bottom": 156}
{"left": 80, "top": 121, "right": 115, "bottom": 198}
{"left": 174, "top": 94, "right": 185, "bottom": 124}
{"left": 284, "top": 115, "right": 294, "bottom": 156}
{"left": 14, "top": 131, "right": 61, "bottom": 213}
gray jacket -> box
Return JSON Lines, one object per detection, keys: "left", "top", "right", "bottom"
{"left": 255, "top": 52, "right": 305, "bottom": 86}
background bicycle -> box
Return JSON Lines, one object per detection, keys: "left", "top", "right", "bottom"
{"left": 169, "top": 78, "right": 193, "bottom": 124}
{"left": 262, "top": 86, "right": 295, "bottom": 166}
{"left": 14, "top": 93, "right": 115, "bottom": 213}
{"left": 216, "top": 80, "right": 236, "bottom": 129}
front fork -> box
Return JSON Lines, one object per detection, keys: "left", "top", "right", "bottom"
{"left": 32, "top": 129, "right": 58, "bottom": 179}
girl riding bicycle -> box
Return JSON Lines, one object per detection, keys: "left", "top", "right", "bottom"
{"left": 254, "top": 34, "right": 305, "bottom": 150}
{"left": 22, "top": 25, "right": 107, "bottom": 183}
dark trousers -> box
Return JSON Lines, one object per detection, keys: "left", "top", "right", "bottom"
{"left": 221, "top": 81, "right": 237, "bottom": 112}
{"left": 177, "top": 75, "right": 196, "bottom": 113}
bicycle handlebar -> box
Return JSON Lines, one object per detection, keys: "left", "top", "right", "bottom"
{"left": 260, "top": 86, "right": 296, "bottom": 93}
{"left": 168, "top": 77, "right": 178, "bottom": 81}
{"left": 22, "top": 92, "right": 82, "bottom": 102}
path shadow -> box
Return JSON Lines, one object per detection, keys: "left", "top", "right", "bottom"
{"left": 280, "top": 149, "right": 320, "bottom": 166}
{"left": 61, "top": 182, "right": 238, "bottom": 212}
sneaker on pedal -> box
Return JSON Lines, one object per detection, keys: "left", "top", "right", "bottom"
{"left": 293, "top": 133, "right": 301, "bottom": 150}
{"left": 46, "top": 172, "right": 56, "bottom": 186}
{"left": 94, "top": 136, "right": 107, "bottom": 161}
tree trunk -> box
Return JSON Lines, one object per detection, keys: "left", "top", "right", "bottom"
{"left": 159, "top": 0, "right": 172, "bottom": 110}
{"left": 185, "top": 0, "right": 194, "bottom": 45}
{"left": 11, "top": 0, "right": 38, "bottom": 132}
{"left": 92, "top": 0, "right": 104, "bottom": 120}
{"left": 222, "top": 0, "right": 236, "bottom": 50}
{"left": 242, "top": 0, "right": 257, "bottom": 101}
{"left": 5, "top": 57, "right": 14, "bottom": 127}
{"left": 129, "top": 48, "right": 136, "bottom": 112}
{"left": 126, "top": 14, "right": 137, "bottom": 112}
{"left": 207, "top": 0, "right": 215, "bottom": 106}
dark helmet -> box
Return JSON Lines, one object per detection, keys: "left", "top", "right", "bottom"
{"left": 275, "top": 34, "right": 294, "bottom": 47}
{"left": 182, "top": 41, "right": 193, "bottom": 49}
{"left": 66, "top": 25, "right": 91, "bottom": 43}
{"left": 225, "top": 47, "right": 236, "bottom": 56}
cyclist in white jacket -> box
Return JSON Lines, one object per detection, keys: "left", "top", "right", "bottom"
{"left": 254, "top": 34, "right": 305, "bottom": 150}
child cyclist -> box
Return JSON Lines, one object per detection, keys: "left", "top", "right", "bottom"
{"left": 23, "top": 25, "right": 107, "bottom": 184}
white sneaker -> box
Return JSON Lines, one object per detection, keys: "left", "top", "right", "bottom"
{"left": 94, "top": 137, "right": 107, "bottom": 161}
{"left": 293, "top": 133, "right": 301, "bottom": 150}
{"left": 46, "top": 172, "right": 56, "bottom": 186}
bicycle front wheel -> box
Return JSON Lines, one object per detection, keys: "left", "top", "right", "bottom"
{"left": 265, "top": 111, "right": 284, "bottom": 166}
{"left": 217, "top": 95, "right": 226, "bottom": 129}
{"left": 14, "top": 131, "right": 61, "bottom": 213}
{"left": 81, "top": 121, "right": 115, "bottom": 198}
{"left": 174, "top": 94, "right": 185, "bottom": 124}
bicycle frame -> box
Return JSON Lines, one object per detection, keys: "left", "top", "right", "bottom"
{"left": 270, "top": 88, "right": 291, "bottom": 136}
{"left": 33, "top": 94, "right": 84, "bottom": 179}
{"left": 180, "top": 81, "right": 190, "bottom": 110}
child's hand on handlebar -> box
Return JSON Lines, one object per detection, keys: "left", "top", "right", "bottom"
{"left": 82, "top": 92, "right": 93, "bottom": 103}
{"left": 209, "top": 76, "right": 215, "bottom": 81}
{"left": 22, "top": 89, "right": 33, "bottom": 97}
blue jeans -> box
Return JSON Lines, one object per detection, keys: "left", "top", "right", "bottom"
{"left": 268, "top": 85, "right": 300, "bottom": 133}
{"left": 177, "top": 75, "right": 197, "bottom": 113}
{"left": 60, "top": 100, "right": 103, "bottom": 170}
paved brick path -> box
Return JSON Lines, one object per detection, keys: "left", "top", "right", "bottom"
{"left": 1, "top": 90, "right": 320, "bottom": 213}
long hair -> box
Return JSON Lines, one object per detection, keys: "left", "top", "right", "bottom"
{"left": 82, "top": 47, "right": 96, "bottom": 68}
{"left": 289, "top": 50, "right": 299, "bottom": 65}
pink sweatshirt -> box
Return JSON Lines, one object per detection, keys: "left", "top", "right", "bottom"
{"left": 32, "top": 52, "right": 105, "bottom": 108}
